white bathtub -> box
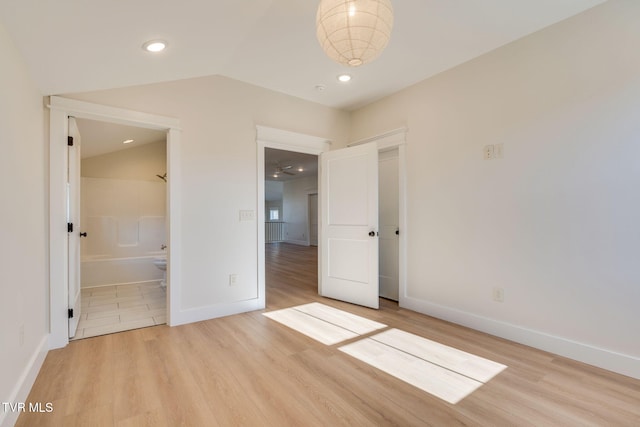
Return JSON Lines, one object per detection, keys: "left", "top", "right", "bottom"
{"left": 81, "top": 255, "right": 164, "bottom": 288}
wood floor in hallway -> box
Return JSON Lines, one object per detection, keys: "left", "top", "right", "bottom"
{"left": 17, "top": 243, "right": 640, "bottom": 426}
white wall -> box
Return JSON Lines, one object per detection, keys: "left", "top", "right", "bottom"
{"left": 65, "top": 75, "right": 350, "bottom": 317}
{"left": 82, "top": 140, "right": 166, "bottom": 181}
{"left": 283, "top": 175, "right": 318, "bottom": 245}
{"left": 265, "top": 180, "right": 283, "bottom": 204}
{"left": 350, "top": 0, "right": 640, "bottom": 378}
{"left": 0, "top": 23, "right": 48, "bottom": 426}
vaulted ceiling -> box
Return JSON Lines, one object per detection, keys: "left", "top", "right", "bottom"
{"left": 0, "top": 0, "right": 603, "bottom": 111}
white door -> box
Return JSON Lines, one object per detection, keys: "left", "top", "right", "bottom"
{"left": 309, "top": 193, "right": 318, "bottom": 246}
{"left": 378, "top": 149, "right": 399, "bottom": 300}
{"left": 67, "top": 117, "right": 82, "bottom": 338}
{"left": 319, "top": 143, "right": 379, "bottom": 309}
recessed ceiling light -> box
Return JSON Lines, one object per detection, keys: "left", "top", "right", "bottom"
{"left": 337, "top": 74, "right": 352, "bottom": 83}
{"left": 142, "top": 40, "right": 167, "bottom": 53}
{"left": 273, "top": 174, "right": 278, "bottom": 178}
{"left": 123, "top": 139, "right": 134, "bottom": 144}
{"left": 298, "top": 168, "right": 304, "bottom": 172}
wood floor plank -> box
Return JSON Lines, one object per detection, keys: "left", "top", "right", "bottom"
{"left": 16, "top": 243, "right": 640, "bottom": 426}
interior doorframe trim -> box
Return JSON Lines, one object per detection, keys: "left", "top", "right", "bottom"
{"left": 256, "top": 125, "right": 331, "bottom": 307}
{"left": 47, "top": 96, "right": 182, "bottom": 349}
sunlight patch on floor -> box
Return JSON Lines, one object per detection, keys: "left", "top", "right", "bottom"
{"left": 264, "top": 303, "right": 507, "bottom": 404}
{"left": 339, "top": 329, "right": 507, "bottom": 404}
{"left": 262, "top": 302, "right": 387, "bottom": 345}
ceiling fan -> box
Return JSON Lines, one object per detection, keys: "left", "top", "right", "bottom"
{"left": 274, "top": 164, "right": 295, "bottom": 176}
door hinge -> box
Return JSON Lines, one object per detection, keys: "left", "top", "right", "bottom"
{"left": 68, "top": 136, "right": 74, "bottom": 146}
{"left": 68, "top": 308, "right": 74, "bottom": 319}
{"left": 67, "top": 222, "right": 73, "bottom": 233}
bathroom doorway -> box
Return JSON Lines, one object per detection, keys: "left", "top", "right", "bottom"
{"left": 71, "top": 118, "right": 168, "bottom": 339}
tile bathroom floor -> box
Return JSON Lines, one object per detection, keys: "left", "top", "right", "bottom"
{"left": 72, "top": 281, "right": 166, "bottom": 340}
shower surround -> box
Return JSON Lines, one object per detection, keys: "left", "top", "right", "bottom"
{"left": 80, "top": 177, "right": 166, "bottom": 287}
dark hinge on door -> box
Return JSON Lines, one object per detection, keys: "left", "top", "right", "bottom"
{"left": 68, "top": 308, "right": 74, "bottom": 319}
{"left": 67, "top": 222, "right": 73, "bottom": 233}
{"left": 68, "top": 136, "right": 74, "bottom": 146}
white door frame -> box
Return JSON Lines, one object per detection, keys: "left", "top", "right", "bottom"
{"left": 256, "top": 126, "right": 331, "bottom": 305}
{"left": 48, "top": 96, "right": 182, "bottom": 349}
{"left": 307, "top": 192, "right": 318, "bottom": 247}
{"left": 348, "top": 128, "right": 408, "bottom": 307}
{"left": 256, "top": 126, "right": 407, "bottom": 308}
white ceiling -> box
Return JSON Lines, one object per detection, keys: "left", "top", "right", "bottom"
{"left": 0, "top": 0, "right": 604, "bottom": 111}
{"left": 76, "top": 118, "right": 166, "bottom": 159}
{"left": 265, "top": 148, "right": 318, "bottom": 182}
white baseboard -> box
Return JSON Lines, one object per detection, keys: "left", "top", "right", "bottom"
{"left": 401, "top": 296, "right": 640, "bottom": 380}
{"left": 283, "top": 239, "right": 309, "bottom": 246}
{"left": 169, "top": 298, "right": 264, "bottom": 326}
{"left": 0, "top": 335, "right": 49, "bottom": 427}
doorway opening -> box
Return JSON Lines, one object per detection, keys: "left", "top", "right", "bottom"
{"left": 378, "top": 148, "right": 400, "bottom": 302}
{"left": 263, "top": 148, "right": 319, "bottom": 298}
{"left": 48, "top": 96, "right": 181, "bottom": 349}
{"left": 70, "top": 118, "right": 168, "bottom": 340}
{"left": 256, "top": 126, "right": 406, "bottom": 311}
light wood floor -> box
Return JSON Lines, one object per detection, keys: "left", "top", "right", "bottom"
{"left": 17, "top": 243, "right": 640, "bottom": 426}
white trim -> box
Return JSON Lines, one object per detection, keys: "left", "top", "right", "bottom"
{"left": 307, "top": 191, "right": 319, "bottom": 247}
{"left": 48, "top": 96, "right": 180, "bottom": 130}
{"left": 256, "top": 126, "right": 331, "bottom": 307}
{"left": 48, "top": 96, "right": 182, "bottom": 350}
{"left": 256, "top": 125, "right": 331, "bottom": 150}
{"left": 0, "top": 336, "right": 49, "bottom": 427}
{"left": 283, "top": 239, "right": 310, "bottom": 247}
{"left": 48, "top": 108, "right": 70, "bottom": 349}
{"left": 402, "top": 296, "right": 640, "bottom": 379}
{"left": 348, "top": 127, "right": 408, "bottom": 149}
{"left": 169, "top": 299, "right": 263, "bottom": 326}
{"left": 397, "top": 143, "right": 408, "bottom": 308}
{"left": 166, "top": 127, "right": 181, "bottom": 327}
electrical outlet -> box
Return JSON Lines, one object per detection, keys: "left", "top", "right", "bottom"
{"left": 19, "top": 324, "right": 24, "bottom": 346}
{"left": 483, "top": 145, "right": 494, "bottom": 160}
{"left": 492, "top": 287, "right": 504, "bottom": 303}
{"left": 229, "top": 274, "right": 238, "bottom": 286}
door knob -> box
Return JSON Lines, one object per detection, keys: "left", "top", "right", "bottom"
{"left": 79, "top": 232, "right": 87, "bottom": 237}
{"left": 395, "top": 229, "right": 399, "bottom": 235}
{"left": 369, "top": 231, "right": 376, "bottom": 237}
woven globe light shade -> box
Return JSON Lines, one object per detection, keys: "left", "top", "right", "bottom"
{"left": 316, "top": 0, "right": 394, "bottom": 67}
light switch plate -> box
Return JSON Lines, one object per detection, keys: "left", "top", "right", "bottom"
{"left": 239, "top": 210, "right": 255, "bottom": 221}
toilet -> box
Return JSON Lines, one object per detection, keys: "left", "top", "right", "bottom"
{"left": 153, "top": 257, "right": 167, "bottom": 287}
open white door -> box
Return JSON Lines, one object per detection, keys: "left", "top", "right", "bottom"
{"left": 67, "top": 117, "right": 82, "bottom": 338}
{"left": 319, "top": 143, "right": 379, "bottom": 309}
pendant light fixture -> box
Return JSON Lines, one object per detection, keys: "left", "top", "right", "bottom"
{"left": 316, "top": 0, "right": 393, "bottom": 67}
